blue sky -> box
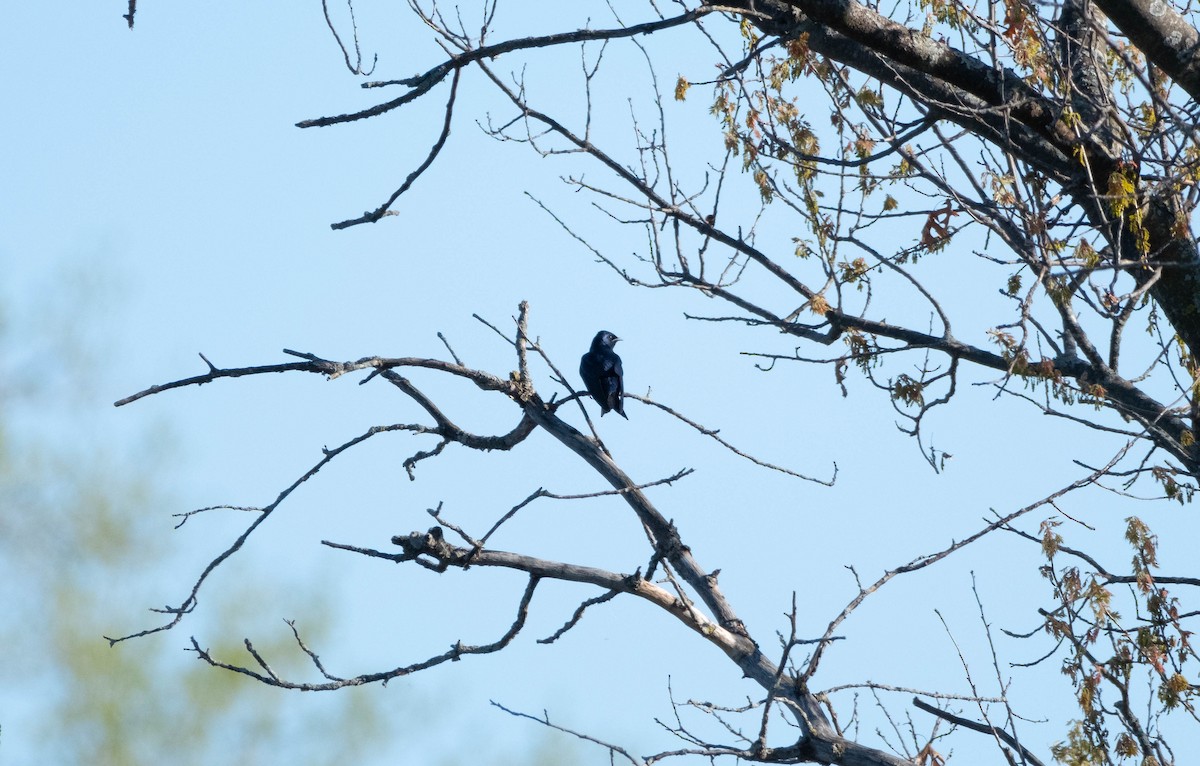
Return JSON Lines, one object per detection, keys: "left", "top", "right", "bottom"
{"left": 3, "top": 3, "right": 1196, "bottom": 764}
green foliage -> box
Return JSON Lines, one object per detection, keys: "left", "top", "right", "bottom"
{"left": 1040, "top": 516, "right": 1196, "bottom": 764}
{"left": 1050, "top": 721, "right": 1107, "bottom": 765}
{"left": 0, "top": 285, "right": 388, "bottom": 765}
{"left": 684, "top": 0, "right": 1200, "bottom": 759}
{"left": 838, "top": 257, "right": 870, "bottom": 289}
{"left": 1005, "top": 272, "right": 1024, "bottom": 297}
{"left": 890, "top": 374, "right": 925, "bottom": 406}
{"left": 674, "top": 75, "right": 690, "bottom": 101}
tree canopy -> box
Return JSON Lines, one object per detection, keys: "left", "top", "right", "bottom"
{"left": 112, "top": 1, "right": 1200, "bottom": 764}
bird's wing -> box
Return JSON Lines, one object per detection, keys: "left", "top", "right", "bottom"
{"left": 580, "top": 354, "right": 606, "bottom": 402}
{"left": 608, "top": 354, "right": 627, "bottom": 418}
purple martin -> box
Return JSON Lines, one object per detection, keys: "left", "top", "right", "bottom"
{"left": 579, "top": 330, "right": 627, "bottom": 419}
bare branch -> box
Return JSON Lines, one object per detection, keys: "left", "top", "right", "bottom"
{"left": 491, "top": 701, "right": 644, "bottom": 765}
{"left": 801, "top": 444, "right": 1131, "bottom": 681}
{"left": 296, "top": 9, "right": 718, "bottom": 128}
{"left": 104, "top": 420, "right": 430, "bottom": 644}
{"left": 321, "top": 0, "right": 377, "bottom": 76}
{"left": 330, "top": 67, "right": 460, "bottom": 229}
{"left": 185, "top": 575, "right": 541, "bottom": 690}
{"left": 912, "top": 697, "right": 1047, "bottom": 766}
{"left": 630, "top": 394, "right": 837, "bottom": 485}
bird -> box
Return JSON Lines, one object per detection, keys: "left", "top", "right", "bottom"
{"left": 579, "top": 330, "right": 627, "bottom": 419}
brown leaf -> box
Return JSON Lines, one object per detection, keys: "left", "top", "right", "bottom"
{"left": 920, "top": 201, "right": 956, "bottom": 247}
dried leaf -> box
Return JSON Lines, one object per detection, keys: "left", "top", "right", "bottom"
{"left": 920, "top": 201, "right": 956, "bottom": 248}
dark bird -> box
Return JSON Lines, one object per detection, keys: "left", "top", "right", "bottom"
{"left": 579, "top": 330, "right": 627, "bottom": 419}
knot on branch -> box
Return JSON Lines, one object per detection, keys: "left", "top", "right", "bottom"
{"left": 390, "top": 526, "right": 466, "bottom": 571}
{"left": 654, "top": 519, "right": 687, "bottom": 561}
{"left": 508, "top": 370, "right": 537, "bottom": 404}
{"left": 723, "top": 618, "right": 751, "bottom": 638}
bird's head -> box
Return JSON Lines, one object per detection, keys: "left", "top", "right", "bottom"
{"left": 592, "top": 330, "right": 620, "bottom": 349}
